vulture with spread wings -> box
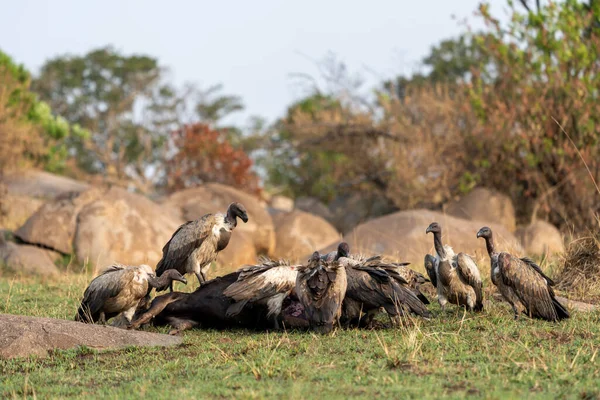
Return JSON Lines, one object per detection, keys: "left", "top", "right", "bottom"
{"left": 296, "top": 252, "right": 347, "bottom": 334}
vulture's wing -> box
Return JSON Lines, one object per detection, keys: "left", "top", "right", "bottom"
{"left": 79, "top": 267, "right": 134, "bottom": 319}
{"left": 424, "top": 254, "right": 438, "bottom": 288}
{"left": 156, "top": 215, "right": 214, "bottom": 276}
{"left": 224, "top": 260, "right": 298, "bottom": 316}
{"left": 498, "top": 252, "right": 564, "bottom": 321}
{"left": 520, "top": 257, "right": 555, "bottom": 286}
{"left": 455, "top": 252, "right": 484, "bottom": 311}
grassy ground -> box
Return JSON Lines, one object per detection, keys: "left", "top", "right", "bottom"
{"left": 1, "top": 272, "right": 600, "bottom": 399}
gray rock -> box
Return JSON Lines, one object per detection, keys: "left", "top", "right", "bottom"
{"left": 0, "top": 314, "right": 181, "bottom": 359}
{"left": 0, "top": 241, "right": 60, "bottom": 276}
{"left": 445, "top": 188, "right": 517, "bottom": 233}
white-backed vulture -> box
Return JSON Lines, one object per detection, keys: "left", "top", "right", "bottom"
{"left": 425, "top": 222, "right": 483, "bottom": 312}
{"left": 155, "top": 202, "right": 248, "bottom": 291}
{"left": 296, "top": 252, "right": 347, "bottom": 334}
{"left": 223, "top": 257, "right": 299, "bottom": 328}
{"left": 75, "top": 264, "right": 187, "bottom": 324}
{"left": 321, "top": 242, "right": 351, "bottom": 262}
{"left": 476, "top": 226, "right": 569, "bottom": 321}
{"left": 339, "top": 255, "right": 431, "bottom": 327}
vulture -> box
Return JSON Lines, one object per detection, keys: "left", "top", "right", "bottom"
{"left": 75, "top": 264, "right": 187, "bottom": 324}
{"left": 476, "top": 226, "right": 569, "bottom": 321}
{"left": 222, "top": 256, "right": 299, "bottom": 329}
{"left": 155, "top": 202, "right": 248, "bottom": 291}
{"left": 321, "top": 242, "right": 351, "bottom": 262}
{"left": 425, "top": 222, "right": 484, "bottom": 312}
{"left": 339, "top": 255, "right": 431, "bottom": 327}
{"left": 295, "top": 252, "right": 347, "bottom": 334}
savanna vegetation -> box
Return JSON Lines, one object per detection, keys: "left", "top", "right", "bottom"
{"left": 3, "top": 0, "right": 600, "bottom": 398}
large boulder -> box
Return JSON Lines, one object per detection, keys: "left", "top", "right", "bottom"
{"left": 162, "top": 183, "right": 275, "bottom": 256}
{"left": 15, "top": 188, "right": 103, "bottom": 254}
{"left": 273, "top": 210, "right": 341, "bottom": 260}
{"left": 328, "top": 193, "right": 397, "bottom": 234}
{"left": 445, "top": 188, "right": 517, "bottom": 232}
{"left": 269, "top": 195, "right": 294, "bottom": 213}
{"left": 74, "top": 187, "right": 183, "bottom": 270}
{"left": 294, "top": 197, "right": 333, "bottom": 221}
{"left": 0, "top": 240, "right": 60, "bottom": 277}
{"left": 14, "top": 186, "right": 184, "bottom": 270}
{"left": 0, "top": 192, "right": 43, "bottom": 231}
{"left": 516, "top": 220, "right": 564, "bottom": 256}
{"left": 1, "top": 170, "right": 90, "bottom": 232}
{"left": 1, "top": 169, "right": 89, "bottom": 200}
{"left": 0, "top": 314, "right": 181, "bottom": 359}
{"left": 325, "top": 209, "right": 523, "bottom": 267}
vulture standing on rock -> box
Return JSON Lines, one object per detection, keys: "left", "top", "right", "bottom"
{"left": 476, "top": 226, "right": 569, "bottom": 321}
{"left": 222, "top": 256, "right": 300, "bottom": 329}
{"left": 296, "top": 252, "right": 347, "bottom": 334}
{"left": 75, "top": 264, "right": 187, "bottom": 324}
{"left": 340, "top": 255, "right": 431, "bottom": 327}
{"left": 155, "top": 202, "right": 249, "bottom": 291}
{"left": 425, "top": 222, "right": 484, "bottom": 312}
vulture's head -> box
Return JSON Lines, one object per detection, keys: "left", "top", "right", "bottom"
{"left": 308, "top": 251, "right": 321, "bottom": 267}
{"left": 425, "top": 222, "right": 442, "bottom": 235}
{"left": 476, "top": 226, "right": 493, "bottom": 240}
{"left": 139, "top": 264, "right": 154, "bottom": 275}
{"left": 163, "top": 269, "right": 188, "bottom": 285}
{"left": 336, "top": 242, "right": 350, "bottom": 259}
{"left": 228, "top": 202, "right": 249, "bottom": 223}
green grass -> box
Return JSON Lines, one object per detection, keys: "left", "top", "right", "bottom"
{"left": 1, "top": 274, "right": 600, "bottom": 399}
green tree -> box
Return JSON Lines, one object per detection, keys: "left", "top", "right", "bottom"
{"left": 32, "top": 46, "right": 181, "bottom": 190}
{"left": 0, "top": 49, "right": 88, "bottom": 175}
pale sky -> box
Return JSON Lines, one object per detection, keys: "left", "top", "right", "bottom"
{"left": 1, "top": 0, "right": 507, "bottom": 126}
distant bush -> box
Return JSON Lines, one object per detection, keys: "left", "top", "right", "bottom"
{"left": 166, "top": 123, "right": 261, "bottom": 195}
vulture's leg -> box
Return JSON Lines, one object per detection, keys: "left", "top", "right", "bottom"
{"left": 512, "top": 304, "right": 520, "bottom": 320}
{"left": 195, "top": 271, "right": 205, "bottom": 286}
{"left": 167, "top": 318, "right": 198, "bottom": 335}
{"left": 128, "top": 292, "right": 184, "bottom": 330}
{"left": 98, "top": 312, "right": 107, "bottom": 325}
{"left": 169, "top": 282, "right": 173, "bottom": 293}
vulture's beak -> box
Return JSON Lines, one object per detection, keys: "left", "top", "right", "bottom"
{"left": 425, "top": 227, "right": 432, "bottom": 234}
{"left": 240, "top": 213, "right": 249, "bottom": 223}
{"left": 476, "top": 230, "right": 483, "bottom": 238}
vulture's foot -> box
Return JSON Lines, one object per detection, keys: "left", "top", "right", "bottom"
{"left": 167, "top": 318, "right": 197, "bottom": 335}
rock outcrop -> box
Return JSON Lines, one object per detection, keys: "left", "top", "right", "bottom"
{"left": 0, "top": 314, "right": 181, "bottom": 359}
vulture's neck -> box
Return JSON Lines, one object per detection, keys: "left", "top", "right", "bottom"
{"left": 147, "top": 274, "right": 173, "bottom": 289}
{"left": 484, "top": 235, "right": 497, "bottom": 257}
{"left": 225, "top": 208, "right": 238, "bottom": 227}
{"left": 433, "top": 232, "right": 447, "bottom": 259}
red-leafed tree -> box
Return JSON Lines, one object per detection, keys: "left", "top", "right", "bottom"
{"left": 166, "top": 123, "right": 261, "bottom": 195}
